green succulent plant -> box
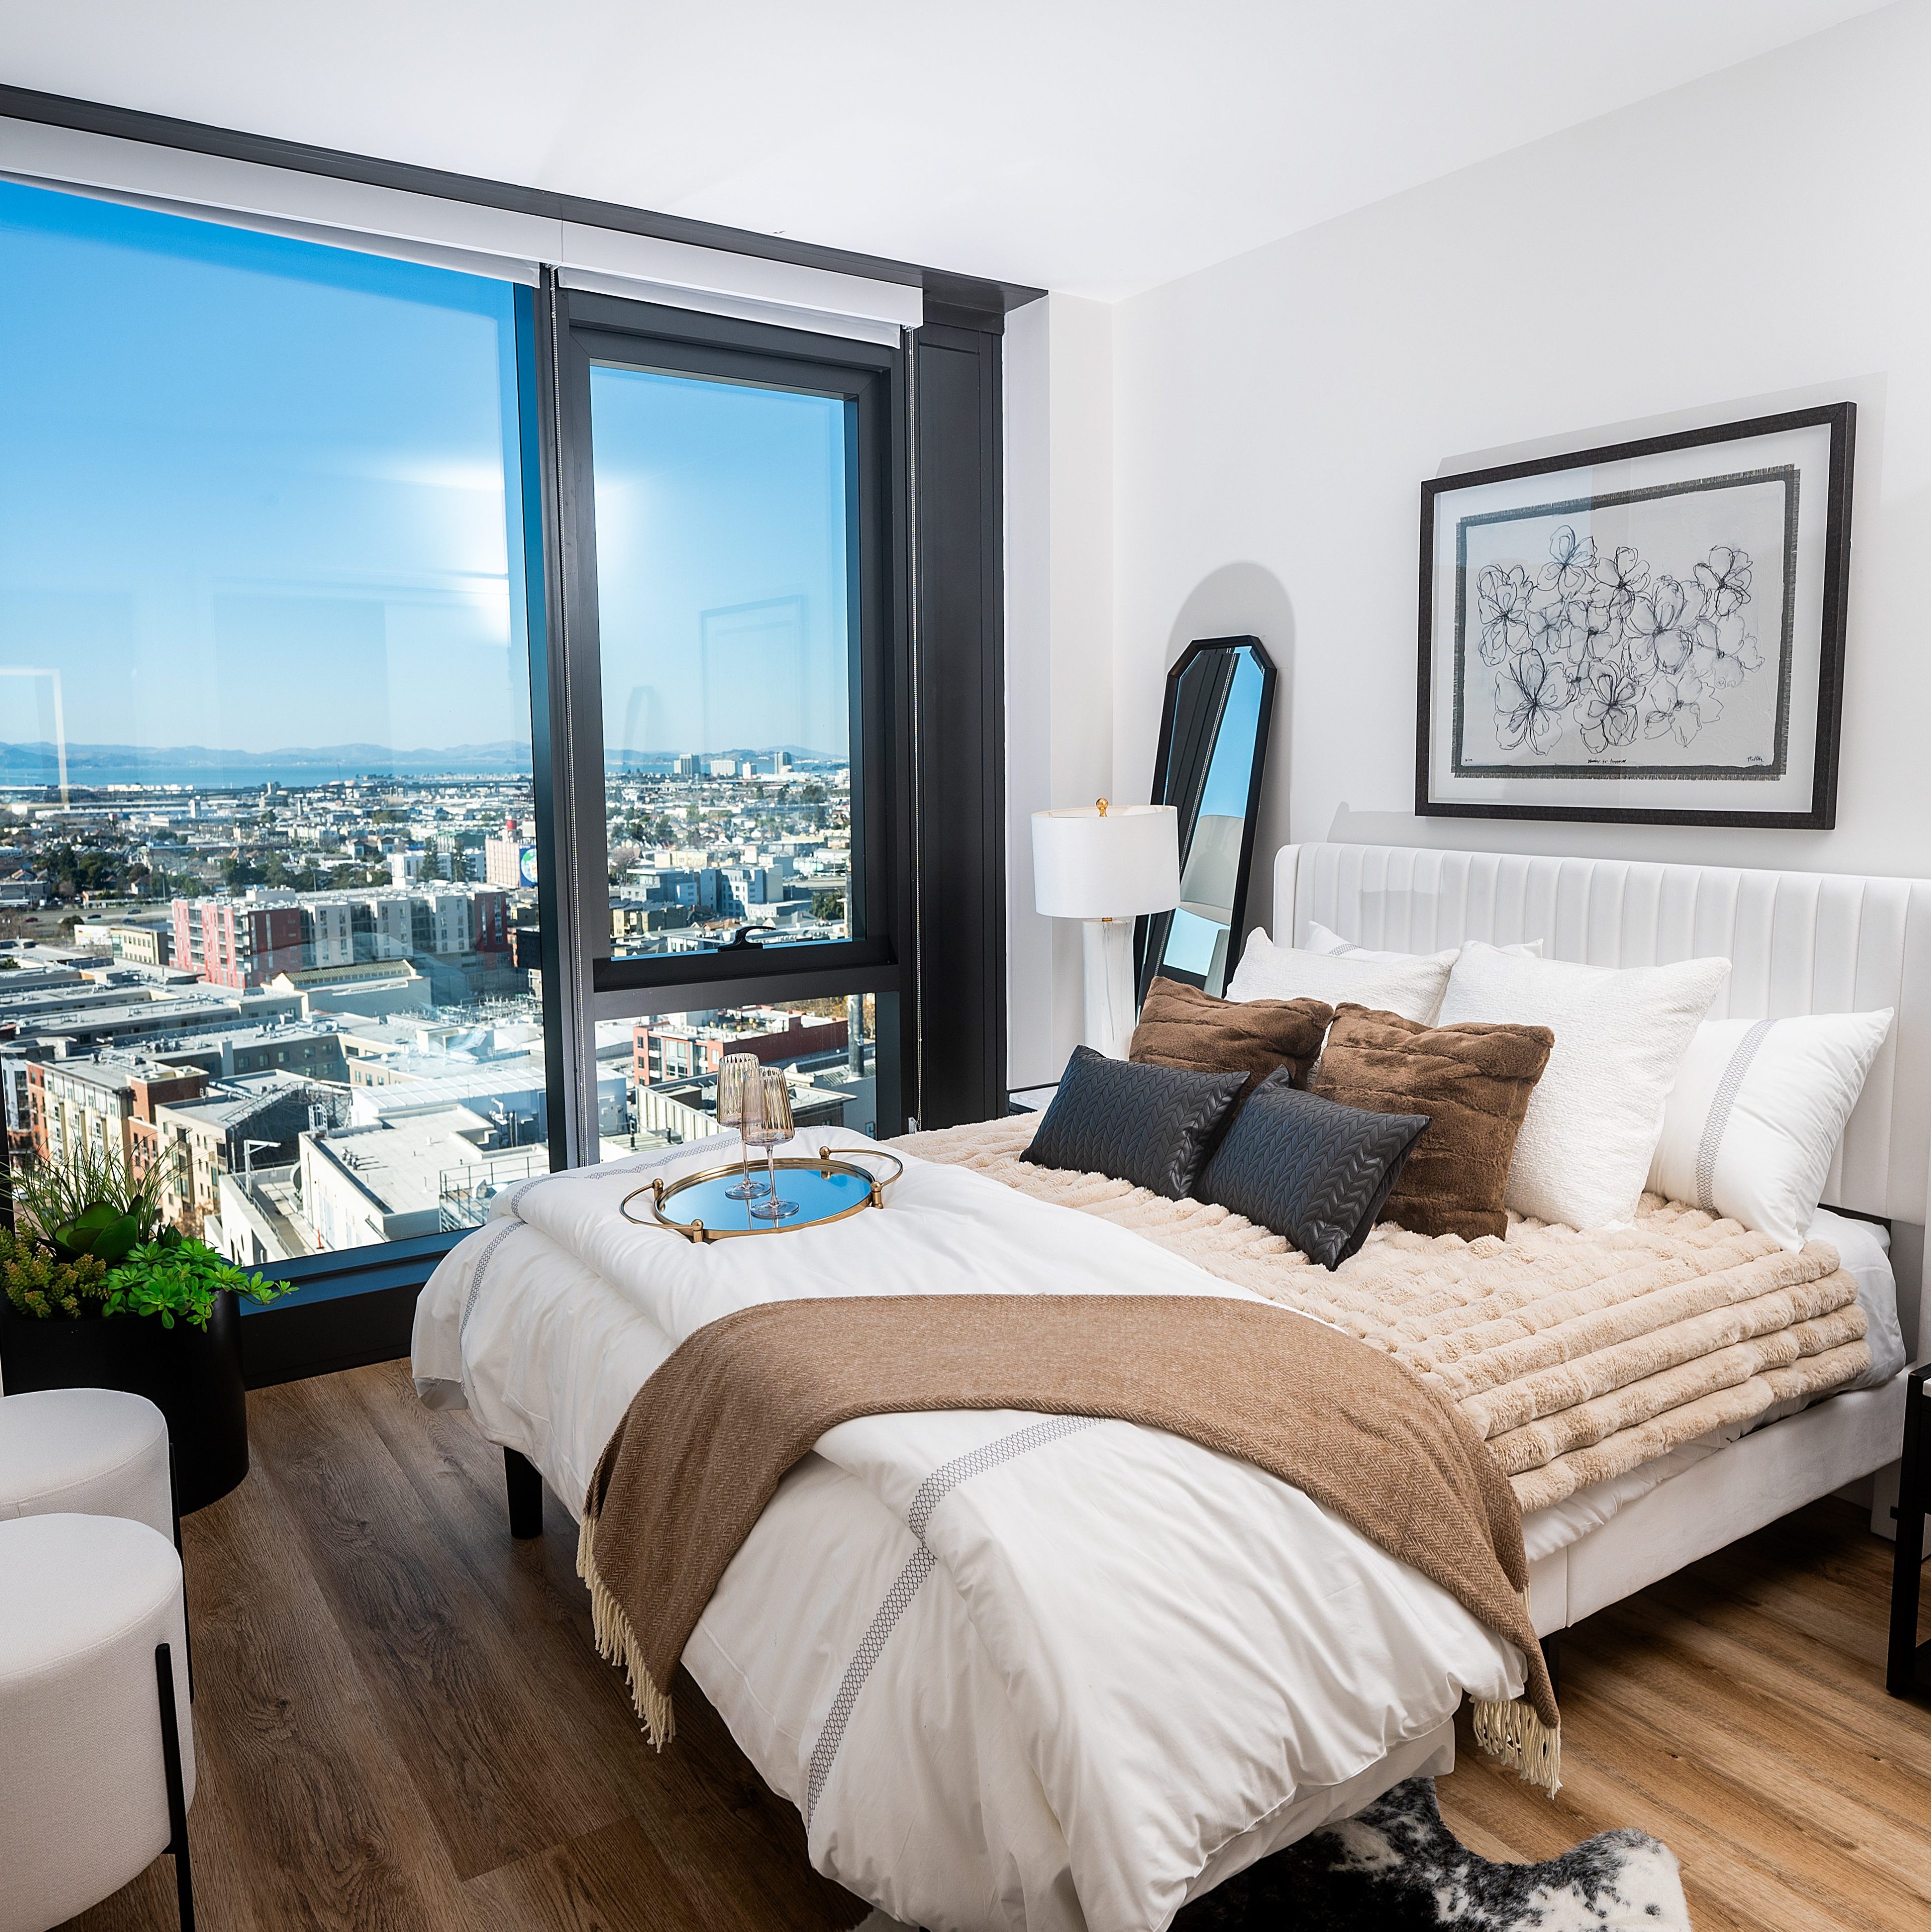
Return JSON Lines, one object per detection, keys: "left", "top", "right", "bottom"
{"left": 2, "top": 1142, "right": 291, "bottom": 1327}
{"left": 104, "top": 1238, "right": 287, "bottom": 1330}
{"left": 0, "top": 1229, "right": 111, "bottom": 1320}
{"left": 12, "top": 1139, "right": 172, "bottom": 1262}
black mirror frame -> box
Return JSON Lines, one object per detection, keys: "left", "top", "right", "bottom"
{"left": 1136, "top": 635, "right": 1278, "bottom": 1005}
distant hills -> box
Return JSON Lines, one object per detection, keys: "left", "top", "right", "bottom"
{"left": 0, "top": 740, "right": 535, "bottom": 784}
{"left": 0, "top": 739, "right": 846, "bottom": 788}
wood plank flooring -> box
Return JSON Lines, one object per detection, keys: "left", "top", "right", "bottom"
{"left": 66, "top": 1358, "right": 1930, "bottom": 1930}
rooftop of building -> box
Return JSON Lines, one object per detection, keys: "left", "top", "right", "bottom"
{"left": 307, "top": 1106, "right": 515, "bottom": 1217}
{"left": 348, "top": 1057, "right": 554, "bottom": 1121}
{"left": 156, "top": 1015, "right": 346, "bottom": 1054}
{"left": 32, "top": 1045, "right": 208, "bottom": 1090}
{"left": 217, "top": 1162, "right": 315, "bottom": 1262}
{"left": 267, "top": 960, "right": 427, "bottom": 988}
{"left": 154, "top": 1069, "right": 338, "bottom": 1132}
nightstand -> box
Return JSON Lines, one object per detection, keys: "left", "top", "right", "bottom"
{"left": 1007, "top": 1084, "right": 1059, "bottom": 1115}
{"left": 1887, "top": 1362, "right": 1931, "bottom": 1698}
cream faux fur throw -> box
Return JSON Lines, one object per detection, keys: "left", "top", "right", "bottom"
{"left": 895, "top": 1114, "right": 1871, "bottom": 1513}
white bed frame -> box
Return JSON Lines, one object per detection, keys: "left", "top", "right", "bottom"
{"left": 1274, "top": 841, "right": 1925, "bottom": 1638}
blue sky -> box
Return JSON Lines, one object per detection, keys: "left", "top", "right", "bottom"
{"left": 1199, "top": 649, "right": 1265, "bottom": 819}
{"left": 591, "top": 366, "right": 853, "bottom": 763}
{"left": 0, "top": 180, "right": 858, "bottom": 777}
{"left": 0, "top": 180, "right": 529, "bottom": 762}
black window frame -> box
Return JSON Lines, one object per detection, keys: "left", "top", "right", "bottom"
{"left": 531, "top": 285, "right": 916, "bottom": 1171}
{"left": 550, "top": 290, "right": 909, "bottom": 1008}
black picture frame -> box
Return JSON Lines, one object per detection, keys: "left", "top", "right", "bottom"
{"left": 1416, "top": 402, "right": 1855, "bottom": 828}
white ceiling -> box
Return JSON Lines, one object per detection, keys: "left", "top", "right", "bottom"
{"left": 0, "top": 1, "right": 1894, "bottom": 299}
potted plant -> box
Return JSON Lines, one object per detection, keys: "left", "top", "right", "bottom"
{"left": 0, "top": 1142, "right": 292, "bottom": 1511}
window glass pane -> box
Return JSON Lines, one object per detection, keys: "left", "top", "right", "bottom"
{"left": 579, "top": 992, "right": 879, "bottom": 1175}
{"left": 0, "top": 182, "right": 542, "bottom": 1266}
{"left": 588, "top": 364, "right": 856, "bottom": 961}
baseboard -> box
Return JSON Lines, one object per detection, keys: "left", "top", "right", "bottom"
{"left": 240, "top": 1280, "right": 421, "bottom": 1389}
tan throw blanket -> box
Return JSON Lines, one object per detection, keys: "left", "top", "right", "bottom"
{"left": 579, "top": 1291, "right": 1563, "bottom": 1792}
{"left": 899, "top": 1114, "right": 1871, "bottom": 1511}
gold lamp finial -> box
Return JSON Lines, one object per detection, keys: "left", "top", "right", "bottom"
{"left": 1095, "top": 797, "right": 1109, "bottom": 817}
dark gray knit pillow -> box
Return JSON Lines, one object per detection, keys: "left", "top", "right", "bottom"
{"left": 1022, "top": 1046, "right": 1248, "bottom": 1201}
{"left": 1198, "top": 1068, "right": 1429, "bottom": 1269}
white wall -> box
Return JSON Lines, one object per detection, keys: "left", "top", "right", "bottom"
{"left": 1004, "top": 292, "right": 1116, "bottom": 1089}
{"left": 1109, "top": 1, "right": 1931, "bottom": 946}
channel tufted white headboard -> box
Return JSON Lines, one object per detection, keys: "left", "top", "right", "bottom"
{"left": 1273, "top": 842, "right": 1931, "bottom": 1227}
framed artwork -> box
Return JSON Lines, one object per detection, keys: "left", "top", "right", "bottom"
{"left": 1416, "top": 402, "right": 1854, "bottom": 827}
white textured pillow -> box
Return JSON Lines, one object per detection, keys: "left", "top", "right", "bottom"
{"left": 1304, "top": 919, "right": 1543, "bottom": 964}
{"left": 1647, "top": 1010, "right": 1892, "bottom": 1251}
{"left": 1226, "top": 929, "right": 1450, "bottom": 1023}
{"left": 1437, "top": 942, "right": 1729, "bottom": 1229}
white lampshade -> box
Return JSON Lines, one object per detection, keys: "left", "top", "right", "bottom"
{"left": 1032, "top": 803, "right": 1181, "bottom": 921}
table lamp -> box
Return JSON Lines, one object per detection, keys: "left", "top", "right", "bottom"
{"left": 1031, "top": 799, "right": 1181, "bottom": 1059}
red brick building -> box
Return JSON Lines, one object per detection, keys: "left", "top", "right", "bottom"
{"left": 633, "top": 1009, "right": 847, "bottom": 1088}
{"left": 469, "top": 889, "right": 509, "bottom": 953}
{"left": 172, "top": 898, "right": 305, "bottom": 989}
{"left": 28, "top": 1051, "right": 210, "bottom": 1180}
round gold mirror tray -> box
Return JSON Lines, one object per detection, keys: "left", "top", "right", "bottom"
{"left": 619, "top": 1146, "right": 905, "bottom": 1243}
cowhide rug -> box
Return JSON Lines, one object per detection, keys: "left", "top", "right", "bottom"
{"left": 852, "top": 1776, "right": 1692, "bottom": 1929}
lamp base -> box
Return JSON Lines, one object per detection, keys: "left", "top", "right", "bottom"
{"left": 1080, "top": 918, "right": 1138, "bottom": 1059}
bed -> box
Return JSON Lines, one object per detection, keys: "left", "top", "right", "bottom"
{"left": 411, "top": 841, "right": 1924, "bottom": 1932}
{"left": 1270, "top": 842, "right": 1922, "bottom": 1642}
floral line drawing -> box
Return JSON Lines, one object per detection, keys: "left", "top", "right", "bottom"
{"left": 1473, "top": 526, "right": 1763, "bottom": 758}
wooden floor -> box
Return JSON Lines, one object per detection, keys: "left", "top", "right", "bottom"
{"left": 68, "top": 1358, "right": 1930, "bottom": 1932}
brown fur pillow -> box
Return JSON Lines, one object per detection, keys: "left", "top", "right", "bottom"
{"left": 1129, "top": 977, "right": 1334, "bottom": 1095}
{"left": 1311, "top": 1004, "right": 1553, "bottom": 1240}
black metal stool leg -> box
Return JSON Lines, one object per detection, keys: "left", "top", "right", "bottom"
{"left": 155, "top": 1642, "right": 196, "bottom": 1932}
{"left": 1887, "top": 1365, "right": 1929, "bottom": 1698}
{"left": 505, "top": 1446, "right": 544, "bottom": 1539}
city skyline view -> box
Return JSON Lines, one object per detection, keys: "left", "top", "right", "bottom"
{"left": 0, "top": 737, "right": 851, "bottom": 789}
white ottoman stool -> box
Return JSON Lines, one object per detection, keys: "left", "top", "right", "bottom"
{"left": 0, "top": 1513, "right": 196, "bottom": 1932}
{"left": 0, "top": 1387, "right": 175, "bottom": 1543}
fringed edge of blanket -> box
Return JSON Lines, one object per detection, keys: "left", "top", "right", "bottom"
{"left": 577, "top": 1507, "right": 677, "bottom": 1748}
{"left": 1469, "top": 1697, "right": 1561, "bottom": 1796}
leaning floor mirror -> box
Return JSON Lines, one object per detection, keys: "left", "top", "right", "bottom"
{"left": 1136, "top": 635, "right": 1277, "bottom": 1002}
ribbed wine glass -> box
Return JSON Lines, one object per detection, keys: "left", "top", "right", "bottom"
{"left": 747, "top": 1066, "right": 800, "bottom": 1222}
{"left": 716, "top": 1053, "right": 770, "bottom": 1201}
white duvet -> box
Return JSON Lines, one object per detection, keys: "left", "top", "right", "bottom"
{"left": 412, "top": 1130, "right": 1523, "bottom": 1932}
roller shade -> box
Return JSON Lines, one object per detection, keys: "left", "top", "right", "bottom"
{"left": 0, "top": 114, "right": 923, "bottom": 334}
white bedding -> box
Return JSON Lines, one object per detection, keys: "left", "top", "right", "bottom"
{"left": 413, "top": 1130, "right": 1522, "bottom": 1932}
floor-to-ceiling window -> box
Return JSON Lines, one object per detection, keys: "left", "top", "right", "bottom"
{"left": 0, "top": 181, "right": 542, "bottom": 1284}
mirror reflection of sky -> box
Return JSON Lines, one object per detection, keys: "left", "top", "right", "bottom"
{"left": 1163, "top": 647, "right": 1264, "bottom": 979}
{"left": 0, "top": 180, "right": 530, "bottom": 781}
{"left": 589, "top": 366, "right": 853, "bottom": 764}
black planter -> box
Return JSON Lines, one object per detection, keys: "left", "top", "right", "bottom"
{"left": 0, "top": 1289, "right": 249, "bottom": 1512}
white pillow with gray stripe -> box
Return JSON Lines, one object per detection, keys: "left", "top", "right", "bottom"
{"left": 1647, "top": 1011, "right": 1894, "bottom": 1251}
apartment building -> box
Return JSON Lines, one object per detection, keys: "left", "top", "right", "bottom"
{"left": 26, "top": 1049, "right": 209, "bottom": 1179}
